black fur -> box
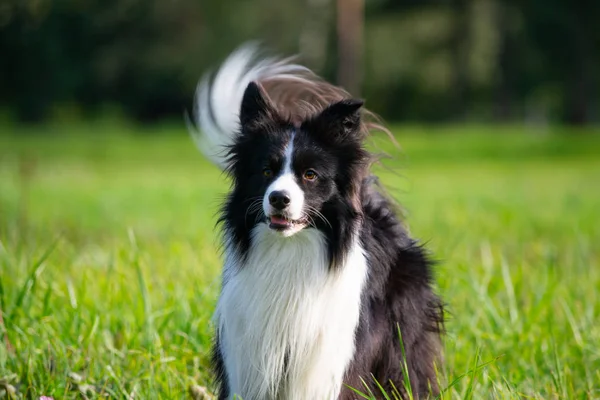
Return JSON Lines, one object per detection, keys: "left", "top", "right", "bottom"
{"left": 341, "top": 181, "right": 444, "bottom": 398}
{"left": 211, "top": 83, "right": 444, "bottom": 399}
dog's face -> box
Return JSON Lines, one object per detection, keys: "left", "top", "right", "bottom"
{"left": 224, "top": 82, "right": 369, "bottom": 240}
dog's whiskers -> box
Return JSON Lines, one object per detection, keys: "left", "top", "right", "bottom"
{"left": 305, "top": 205, "right": 332, "bottom": 229}
{"left": 245, "top": 198, "right": 264, "bottom": 225}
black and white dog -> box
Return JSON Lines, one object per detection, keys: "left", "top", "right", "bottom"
{"left": 189, "top": 44, "right": 444, "bottom": 400}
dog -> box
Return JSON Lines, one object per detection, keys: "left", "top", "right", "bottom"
{"left": 189, "top": 44, "right": 444, "bottom": 400}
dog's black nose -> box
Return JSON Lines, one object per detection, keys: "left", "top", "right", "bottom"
{"left": 269, "top": 191, "right": 291, "bottom": 210}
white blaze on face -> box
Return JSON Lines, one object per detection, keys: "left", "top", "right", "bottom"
{"left": 263, "top": 133, "right": 305, "bottom": 222}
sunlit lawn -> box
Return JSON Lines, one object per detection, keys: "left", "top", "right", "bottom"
{"left": 1, "top": 121, "right": 599, "bottom": 398}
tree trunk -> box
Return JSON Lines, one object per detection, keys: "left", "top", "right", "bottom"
{"left": 336, "top": 0, "right": 364, "bottom": 96}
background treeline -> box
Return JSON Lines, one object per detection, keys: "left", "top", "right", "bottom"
{"left": 1, "top": 0, "right": 599, "bottom": 125}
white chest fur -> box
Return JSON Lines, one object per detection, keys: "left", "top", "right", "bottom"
{"left": 215, "top": 224, "right": 368, "bottom": 400}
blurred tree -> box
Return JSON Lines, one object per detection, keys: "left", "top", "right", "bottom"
{"left": 449, "top": 0, "right": 469, "bottom": 120}
{"left": 300, "top": 0, "right": 332, "bottom": 71}
{"left": 336, "top": 0, "right": 364, "bottom": 96}
{"left": 0, "top": 0, "right": 599, "bottom": 125}
{"left": 492, "top": 0, "right": 516, "bottom": 121}
{"left": 520, "top": 0, "right": 600, "bottom": 125}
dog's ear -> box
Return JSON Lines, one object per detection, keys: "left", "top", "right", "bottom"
{"left": 306, "top": 99, "right": 364, "bottom": 142}
{"left": 240, "top": 81, "right": 278, "bottom": 129}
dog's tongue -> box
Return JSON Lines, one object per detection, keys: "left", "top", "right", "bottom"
{"left": 270, "top": 216, "right": 289, "bottom": 225}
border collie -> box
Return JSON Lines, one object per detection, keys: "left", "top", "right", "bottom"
{"left": 189, "top": 44, "right": 444, "bottom": 400}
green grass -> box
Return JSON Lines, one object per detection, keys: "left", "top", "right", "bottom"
{"left": 0, "top": 121, "right": 599, "bottom": 398}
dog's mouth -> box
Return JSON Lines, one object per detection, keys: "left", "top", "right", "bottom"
{"left": 268, "top": 215, "right": 308, "bottom": 231}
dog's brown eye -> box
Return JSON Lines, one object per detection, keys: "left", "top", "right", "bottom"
{"left": 303, "top": 169, "right": 317, "bottom": 181}
{"left": 263, "top": 168, "right": 273, "bottom": 178}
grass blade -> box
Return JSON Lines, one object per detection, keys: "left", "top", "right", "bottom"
{"left": 396, "top": 324, "right": 414, "bottom": 400}
{"left": 8, "top": 239, "right": 58, "bottom": 321}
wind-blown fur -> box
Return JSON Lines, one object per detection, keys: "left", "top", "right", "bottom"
{"left": 189, "top": 43, "right": 444, "bottom": 400}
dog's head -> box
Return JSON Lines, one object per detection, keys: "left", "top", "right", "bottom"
{"left": 223, "top": 82, "right": 370, "bottom": 241}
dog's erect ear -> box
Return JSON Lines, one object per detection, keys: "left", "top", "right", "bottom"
{"left": 240, "top": 81, "right": 277, "bottom": 129}
{"left": 307, "top": 99, "right": 364, "bottom": 142}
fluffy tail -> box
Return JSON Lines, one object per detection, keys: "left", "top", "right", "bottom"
{"left": 188, "top": 43, "right": 394, "bottom": 169}
{"left": 187, "top": 43, "right": 309, "bottom": 169}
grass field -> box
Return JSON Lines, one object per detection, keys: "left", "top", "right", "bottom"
{"left": 1, "top": 121, "right": 599, "bottom": 399}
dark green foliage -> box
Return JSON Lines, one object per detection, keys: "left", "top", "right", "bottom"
{"left": 1, "top": 0, "right": 599, "bottom": 124}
